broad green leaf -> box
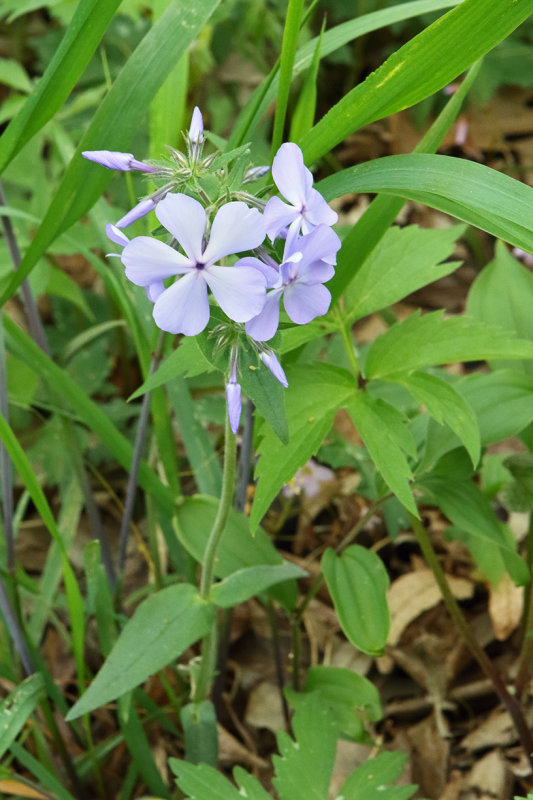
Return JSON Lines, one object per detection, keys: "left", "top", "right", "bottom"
{"left": 176, "top": 496, "right": 298, "bottom": 610}
{"left": 273, "top": 693, "right": 337, "bottom": 800}
{"left": 326, "top": 59, "right": 481, "bottom": 304}
{"left": 319, "top": 154, "right": 533, "bottom": 254}
{"left": 392, "top": 371, "right": 480, "bottom": 466}
{"left": 365, "top": 311, "right": 533, "bottom": 380}
{"left": 210, "top": 563, "right": 307, "bottom": 608}
{"left": 251, "top": 364, "right": 355, "bottom": 531}
{"left": 129, "top": 338, "right": 213, "bottom": 400}
{"left": 5, "top": 316, "right": 175, "bottom": 515}
{"left": 66, "top": 584, "right": 214, "bottom": 719}
{"left": 301, "top": 0, "right": 533, "bottom": 164}
{"left": 230, "top": 0, "right": 461, "bottom": 147}
{"left": 0, "top": 0, "right": 121, "bottom": 173}
{"left": 0, "top": 58, "right": 32, "bottom": 93}
{"left": 0, "top": 674, "right": 44, "bottom": 759}
{"left": 348, "top": 392, "right": 417, "bottom": 515}
{"left": 0, "top": 0, "right": 222, "bottom": 305}
{"left": 467, "top": 242, "right": 533, "bottom": 375}
{"left": 322, "top": 545, "right": 390, "bottom": 656}
{"left": 338, "top": 751, "right": 416, "bottom": 800}
{"left": 420, "top": 477, "right": 529, "bottom": 585}
{"left": 288, "top": 665, "right": 382, "bottom": 740}
{"left": 419, "top": 370, "right": 533, "bottom": 469}
{"left": 344, "top": 224, "right": 464, "bottom": 321}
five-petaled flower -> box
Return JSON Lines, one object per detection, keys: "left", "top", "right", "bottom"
{"left": 263, "top": 142, "right": 338, "bottom": 251}
{"left": 120, "top": 193, "right": 267, "bottom": 336}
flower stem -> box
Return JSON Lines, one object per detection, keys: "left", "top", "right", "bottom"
{"left": 335, "top": 309, "right": 360, "bottom": 379}
{"left": 193, "top": 415, "right": 237, "bottom": 706}
{"left": 410, "top": 512, "right": 533, "bottom": 768}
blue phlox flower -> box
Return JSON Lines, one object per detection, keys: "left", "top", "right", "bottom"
{"left": 120, "top": 193, "right": 267, "bottom": 336}
{"left": 263, "top": 142, "right": 338, "bottom": 249}
{"left": 242, "top": 224, "right": 341, "bottom": 341}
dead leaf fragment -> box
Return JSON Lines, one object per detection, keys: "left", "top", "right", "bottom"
{"left": 488, "top": 572, "right": 524, "bottom": 641}
{"left": 388, "top": 569, "right": 474, "bottom": 646}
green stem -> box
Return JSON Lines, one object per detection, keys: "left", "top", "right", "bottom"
{"left": 410, "top": 513, "right": 533, "bottom": 768}
{"left": 336, "top": 309, "right": 360, "bottom": 379}
{"left": 193, "top": 415, "right": 237, "bottom": 705}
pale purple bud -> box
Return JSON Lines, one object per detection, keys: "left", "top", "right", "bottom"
{"left": 82, "top": 150, "right": 158, "bottom": 172}
{"left": 189, "top": 107, "right": 204, "bottom": 145}
{"left": 243, "top": 165, "right": 269, "bottom": 183}
{"left": 226, "top": 381, "right": 242, "bottom": 434}
{"left": 513, "top": 247, "right": 533, "bottom": 267}
{"left": 116, "top": 198, "right": 156, "bottom": 228}
{"left": 260, "top": 350, "right": 288, "bottom": 388}
{"left": 455, "top": 118, "right": 468, "bottom": 147}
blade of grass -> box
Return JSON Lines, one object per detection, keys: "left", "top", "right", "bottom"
{"left": 271, "top": 0, "right": 306, "bottom": 158}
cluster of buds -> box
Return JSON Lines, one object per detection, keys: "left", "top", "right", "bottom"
{"left": 83, "top": 109, "right": 340, "bottom": 433}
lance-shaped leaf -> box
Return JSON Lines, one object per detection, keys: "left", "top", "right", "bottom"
{"left": 66, "top": 584, "right": 214, "bottom": 719}
{"left": 0, "top": 674, "right": 44, "bottom": 759}
{"left": 301, "top": 0, "right": 533, "bottom": 163}
{"left": 365, "top": 311, "right": 533, "bottom": 381}
{"left": 319, "top": 154, "right": 533, "bottom": 254}
{"left": 322, "top": 545, "right": 390, "bottom": 656}
{"left": 210, "top": 563, "right": 307, "bottom": 608}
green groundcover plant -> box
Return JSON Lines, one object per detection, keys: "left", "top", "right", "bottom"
{"left": 2, "top": 0, "right": 533, "bottom": 798}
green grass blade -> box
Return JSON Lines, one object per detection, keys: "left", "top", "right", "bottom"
{"left": 271, "top": 0, "right": 306, "bottom": 158}
{"left": 300, "top": 0, "right": 533, "bottom": 164}
{"left": 289, "top": 16, "right": 325, "bottom": 143}
{"left": 229, "top": 0, "right": 459, "bottom": 148}
{"left": 4, "top": 316, "right": 175, "bottom": 515}
{"left": 0, "top": 674, "right": 44, "bottom": 759}
{"left": 325, "top": 60, "right": 480, "bottom": 302}
{"left": 0, "top": 0, "right": 121, "bottom": 174}
{"left": 0, "top": 0, "right": 222, "bottom": 305}
{"left": 320, "top": 154, "right": 533, "bottom": 253}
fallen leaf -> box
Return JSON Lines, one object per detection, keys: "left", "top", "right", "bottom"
{"left": 489, "top": 572, "right": 524, "bottom": 640}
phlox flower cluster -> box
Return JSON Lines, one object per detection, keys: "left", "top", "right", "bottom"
{"left": 83, "top": 110, "right": 340, "bottom": 433}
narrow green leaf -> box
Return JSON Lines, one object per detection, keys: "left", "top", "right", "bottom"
{"left": 0, "top": 0, "right": 222, "bottom": 305}
{"left": 348, "top": 392, "right": 417, "bottom": 515}
{"left": 271, "top": 0, "right": 305, "bottom": 157}
{"left": 392, "top": 371, "right": 480, "bottom": 466}
{"left": 118, "top": 693, "right": 170, "bottom": 798}
{"left": 0, "top": 674, "right": 44, "bottom": 759}
{"left": 9, "top": 742, "right": 76, "bottom": 800}
{"left": 251, "top": 364, "right": 355, "bottom": 531}
{"left": 326, "top": 59, "right": 481, "bottom": 303}
{"left": 345, "top": 224, "right": 464, "bottom": 321}
{"left": 420, "top": 477, "right": 529, "bottom": 585}
{"left": 301, "top": 0, "right": 533, "bottom": 163}
{"left": 175, "top": 496, "right": 298, "bottom": 610}
{"left": 289, "top": 17, "right": 324, "bottom": 142}
{"left": 210, "top": 563, "right": 307, "bottom": 608}
{"left": 365, "top": 311, "right": 533, "bottom": 381}
{"left": 322, "top": 545, "right": 390, "bottom": 656}
{"left": 320, "top": 154, "right": 533, "bottom": 254}
{"left": 230, "top": 0, "right": 460, "bottom": 148}
{"left": 5, "top": 316, "right": 175, "bottom": 515}
{"left": 66, "top": 584, "right": 214, "bottom": 719}
{"left": 0, "top": 58, "right": 32, "bottom": 93}
{"left": 0, "top": 0, "right": 122, "bottom": 173}
{"left": 129, "top": 337, "right": 213, "bottom": 400}
{"left": 467, "top": 241, "right": 533, "bottom": 375}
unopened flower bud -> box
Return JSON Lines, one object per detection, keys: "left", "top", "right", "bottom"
{"left": 82, "top": 150, "right": 158, "bottom": 173}
{"left": 243, "top": 165, "right": 269, "bottom": 183}
{"left": 260, "top": 350, "right": 288, "bottom": 387}
{"left": 188, "top": 107, "right": 204, "bottom": 145}
{"left": 116, "top": 197, "right": 156, "bottom": 228}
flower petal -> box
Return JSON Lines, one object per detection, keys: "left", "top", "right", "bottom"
{"left": 263, "top": 196, "right": 298, "bottom": 242}
{"left": 106, "top": 223, "right": 129, "bottom": 247}
{"left": 155, "top": 193, "right": 206, "bottom": 263}
{"left": 271, "top": 142, "right": 313, "bottom": 208}
{"left": 283, "top": 282, "right": 331, "bottom": 325}
{"left": 146, "top": 281, "right": 165, "bottom": 302}
{"left": 122, "top": 237, "right": 192, "bottom": 286}
{"left": 235, "top": 256, "right": 279, "bottom": 288}
{"left": 202, "top": 202, "right": 265, "bottom": 264}
{"left": 204, "top": 265, "right": 266, "bottom": 322}
{"left": 260, "top": 350, "right": 288, "bottom": 387}
{"left": 304, "top": 188, "right": 338, "bottom": 229}
{"left": 153, "top": 272, "right": 210, "bottom": 335}
{"left": 245, "top": 289, "right": 282, "bottom": 341}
